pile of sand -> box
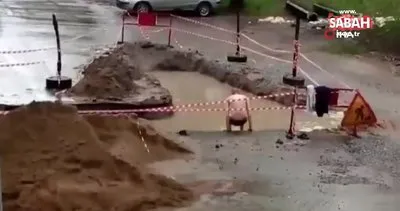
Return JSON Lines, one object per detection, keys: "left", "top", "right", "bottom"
{"left": 0, "top": 102, "right": 193, "bottom": 211}
{"left": 69, "top": 44, "right": 172, "bottom": 106}
{"left": 71, "top": 48, "right": 143, "bottom": 98}
{"left": 85, "top": 115, "right": 191, "bottom": 165}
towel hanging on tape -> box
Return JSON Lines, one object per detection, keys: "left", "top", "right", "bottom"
{"left": 306, "top": 84, "right": 315, "bottom": 112}
{"left": 315, "top": 86, "right": 331, "bottom": 117}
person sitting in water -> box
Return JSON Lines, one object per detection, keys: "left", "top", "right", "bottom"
{"left": 225, "top": 88, "right": 252, "bottom": 132}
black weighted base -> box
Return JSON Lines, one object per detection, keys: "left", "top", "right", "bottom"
{"left": 282, "top": 73, "right": 305, "bottom": 86}
{"left": 46, "top": 76, "right": 72, "bottom": 90}
{"left": 227, "top": 54, "right": 247, "bottom": 63}
{"left": 117, "top": 41, "right": 123, "bottom": 44}
{"left": 286, "top": 132, "right": 295, "bottom": 139}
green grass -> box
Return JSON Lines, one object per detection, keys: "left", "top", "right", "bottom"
{"left": 313, "top": 0, "right": 400, "bottom": 16}
{"left": 220, "top": 0, "right": 285, "bottom": 16}
{"left": 320, "top": 40, "right": 368, "bottom": 55}
{"left": 244, "top": 0, "right": 285, "bottom": 16}
{"left": 219, "top": 0, "right": 400, "bottom": 55}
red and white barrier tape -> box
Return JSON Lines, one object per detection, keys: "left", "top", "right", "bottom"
{"left": 242, "top": 32, "right": 352, "bottom": 88}
{"left": 0, "top": 24, "right": 119, "bottom": 55}
{"left": 0, "top": 61, "right": 44, "bottom": 68}
{"left": 175, "top": 38, "right": 183, "bottom": 48}
{"left": 173, "top": 31, "right": 184, "bottom": 48}
{"left": 171, "top": 15, "right": 352, "bottom": 88}
{"left": 171, "top": 91, "right": 295, "bottom": 108}
{"left": 146, "top": 28, "right": 167, "bottom": 33}
{"left": 0, "top": 92, "right": 298, "bottom": 116}
{"left": 121, "top": 14, "right": 320, "bottom": 85}
{"left": 78, "top": 105, "right": 304, "bottom": 114}
{"left": 0, "top": 47, "right": 55, "bottom": 54}
{"left": 171, "top": 14, "right": 236, "bottom": 34}
{"left": 170, "top": 27, "right": 319, "bottom": 85}
{"left": 171, "top": 28, "right": 297, "bottom": 64}
{"left": 243, "top": 31, "right": 351, "bottom": 88}
{"left": 171, "top": 14, "right": 293, "bottom": 54}
{"left": 0, "top": 105, "right": 305, "bottom": 116}
{"left": 139, "top": 27, "right": 150, "bottom": 40}
{"left": 137, "top": 120, "right": 150, "bottom": 153}
{"left": 0, "top": 42, "right": 117, "bottom": 56}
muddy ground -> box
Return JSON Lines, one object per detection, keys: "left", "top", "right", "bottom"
{"left": 118, "top": 18, "right": 400, "bottom": 210}
{"left": 57, "top": 37, "right": 400, "bottom": 210}
{"left": 69, "top": 41, "right": 297, "bottom": 107}
{"left": 150, "top": 130, "right": 400, "bottom": 211}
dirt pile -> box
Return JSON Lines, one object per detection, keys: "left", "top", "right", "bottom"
{"left": 70, "top": 45, "right": 172, "bottom": 106}
{"left": 71, "top": 49, "right": 143, "bottom": 98}
{"left": 85, "top": 115, "right": 191, "bottom": 165}
{"left": 0, "top": 102, "right": 194, "bottom": 211}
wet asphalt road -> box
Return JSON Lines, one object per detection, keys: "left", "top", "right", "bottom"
{"left": 152, "top": 130, "right": 400, "bottom": 211}
{"left": 0, "top": 0, "right": 124, "bottom": 104}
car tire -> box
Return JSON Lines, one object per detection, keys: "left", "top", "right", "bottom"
{"left": 227, "top": 54, "right": 247, "bottom": 63}
{"left": 196, "top": 2, "right": 212, "bottom": 17}
{"left": 45, "top": 76, "right": 72, "bottom": 90}
{"left": 134, "top": 2, "right": 151, "bottom": 14}
{"left": 282, "top": 73, "right": 305, "bottom": 86}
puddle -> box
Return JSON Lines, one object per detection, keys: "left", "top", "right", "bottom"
{"left": 150, "top": 71, "right": 341, "bottom": 132}
{"left": 187, "top": 180, "right": 247, "bottom": 197}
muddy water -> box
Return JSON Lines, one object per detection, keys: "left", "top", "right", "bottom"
{"left": 150, "top": 71, "right": 342, "bottom": 132}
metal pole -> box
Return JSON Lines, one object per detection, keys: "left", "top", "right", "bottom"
{"left": 168, "top": 15, "right": 172, "bottom": 46}
{"left": 119, "top": 15, "right": 125, "bottom": 44}
{"left": 235, "top": 10, "right": 240, "bottom": 55}
{"left": 292, "top": 17, "right": 300, "bottom": 77}
{"left": 286, "top": 88, "right": 297, "bottom": 138}
{"left": 52, "top": 14, "right": 61, "bottom": 82}
{"left": 0, "top": 161, "right": 3, "bottom": 211}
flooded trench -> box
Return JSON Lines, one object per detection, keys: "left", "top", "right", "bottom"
{"left": 150, "top": 71, "right": 341, "bottom": 132}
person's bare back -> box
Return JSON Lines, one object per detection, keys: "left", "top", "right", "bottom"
{"left": 225, "top": 89, "right": 252, "bottom": 132}
{"left": 226, "top": 94, "right": 248, "bottom": 120}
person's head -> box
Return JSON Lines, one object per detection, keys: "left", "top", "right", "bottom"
{"left": 231, "top": 88, "right": 240, "bottom": 95}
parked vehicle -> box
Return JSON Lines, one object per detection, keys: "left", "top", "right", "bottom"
{"left": 116, "top": 0, "right": 221, "bottom": 17}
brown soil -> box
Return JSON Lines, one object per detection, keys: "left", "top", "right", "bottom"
{"left": 68, "top": 43, "right": 172, "bottom": 108}
{"left": 0, "top": 102, "right": 194, "bottom": 211}
{"left": 71, "top": 49, "right": 143, "bottom": 98}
